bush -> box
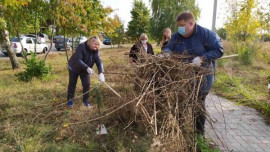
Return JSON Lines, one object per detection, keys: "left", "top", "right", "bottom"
{"left": 16, "top": 53, "right": 52, "bottom": 81}
{"left": 261, "top": 34, "right": 270, "bottom": 42}
{"left": 238, "top": 44, "right": 256, "bottom": 65}
{"left": 217, "top": 28, "right": 227, "bottom": 40}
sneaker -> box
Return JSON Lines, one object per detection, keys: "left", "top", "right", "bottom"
{"left": 67, "top": 100, "right": 74, "bottom": 107}
{"left": 83, "top": 101, "right": 91, "bottom": 107}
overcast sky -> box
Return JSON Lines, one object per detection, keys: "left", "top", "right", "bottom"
{"left": 101, "top": 0, "right": 227, "bottom": 31}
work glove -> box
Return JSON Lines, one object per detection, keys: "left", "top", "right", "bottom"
{"left": 99, "top": 73, "right": 105, "bottom": 82}
{"left": 191, "top": 56, "right": 203, "bottom": 67}
{"left": 87, "top": 67, "right": 94, "bottom": 74}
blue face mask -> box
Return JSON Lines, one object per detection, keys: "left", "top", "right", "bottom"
{"left": 178, "top": 26, "right": 186, "bottom": 35}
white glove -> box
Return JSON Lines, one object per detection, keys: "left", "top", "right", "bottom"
{"left": 99, "top": 73, "right": 105, "bottom": 82}
{"left": 87, "top": 67, "right": 94, "bottom": 74}
{"left": 191, "top": 56, "right": 203, "bottom": 67}
{"left": 157, "top": 53, "right": 165, "bottom": 58}
{"left": 157, "top": 52, "right": 170, "bottom": 58}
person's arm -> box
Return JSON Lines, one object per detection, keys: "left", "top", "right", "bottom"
{"left": 129, "top": 43, "right": 139, "bottom": 62}
{"left": 148, "top": 43, "right": 154, "bottom": 55}
{"left": 201, "top": 31, "right": 223, "bottom": 62}
{"left": 94, "top": 51, "right": 104, "bottom": 74}
{"left": 75, "top": 44, "right": 89, "bottom": 70}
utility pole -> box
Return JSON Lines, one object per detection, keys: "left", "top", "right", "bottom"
{"left": 212, "top": 0, "right": 218, "bottom": 32}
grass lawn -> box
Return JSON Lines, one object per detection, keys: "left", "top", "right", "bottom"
{"left": 0, "top": 47, "right": 154, "bottom": 151}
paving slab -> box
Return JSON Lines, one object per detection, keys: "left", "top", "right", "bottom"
{"left": 205, "top": 93, "right": 270, "bottom": 152}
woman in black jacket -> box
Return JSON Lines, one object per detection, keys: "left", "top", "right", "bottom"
{"left": 67, "top": 36, "right": 105, "bottom": 107}
{"left": 129, "top": 33, "right": 154, "bottom": 63}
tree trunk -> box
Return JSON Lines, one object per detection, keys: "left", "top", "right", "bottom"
{"left": 16, "top": 31, "right": 27, "bottom": 61}
{"left": 2, "top": 30, "right": 20, "bottom": 69}
{"left": 34, "top": 12, "right": 37, "bottom": 54}
{"left": 44, "top": 11, "right": 56, "bottom": 62}
{"left": 71, "top": 36, "right": 74, "bottom": 54}
{"left": 56, "top": 26, "right": 59, "bottom": 35}
{"left": 0, "top": 5, "right": 19, "bottom": 69}
{"left": 64, "top": 27, "right": 69, "bottom": 62}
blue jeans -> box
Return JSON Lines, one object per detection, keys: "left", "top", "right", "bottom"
{"left": 67, "top": 69, "right": 90, "bottom": 102}
{"left": 200, "top": 74, "right": 215, "bottom": 94}
{"left": 196, "top": 64, "right": 215, "bottom": 134}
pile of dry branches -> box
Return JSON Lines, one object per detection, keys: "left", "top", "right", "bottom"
{"left": 52, "top": 53, "right": 213, "bottom": 151}
{"left": 124, "top": 53, "right": 212, "bottom": 151}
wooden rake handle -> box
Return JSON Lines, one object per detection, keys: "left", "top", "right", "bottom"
{"left": 93, "top": 73, "right": 122, "bottom": 98}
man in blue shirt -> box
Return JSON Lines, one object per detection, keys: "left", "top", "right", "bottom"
{"left": 163, "top": 11, "right": 223, "bottom": 135}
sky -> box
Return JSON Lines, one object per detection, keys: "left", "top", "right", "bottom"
{"left": 101, "top": 0, "right": 228, "bottom": 31}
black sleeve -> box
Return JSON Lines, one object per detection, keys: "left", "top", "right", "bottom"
{"left": 75, "top": 45, "right": 89, "bottom": 70}
{"left": 129, "top": 43, "right": 139, "bottom": 58}
{"left": 94, "top": 51, "right": 104, "bottom": 74}
{"left": 149, "top": 44, "right": 154, "bottom": 55}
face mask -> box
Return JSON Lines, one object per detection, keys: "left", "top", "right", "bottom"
{"left": 178, "top": 26, "right": 186, "bottom": 35}
{"left": 141, "top": 40, "right": 147, "bottom": 44}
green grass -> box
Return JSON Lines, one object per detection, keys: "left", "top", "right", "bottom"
{"left": 214, "top": 57, "right": 270, "bottom": 121}
{"left": 197, "top": 135, "right": 219, "bottom": 152}
{"left": 0, "top": 48, "right": 152, "bottom": 152}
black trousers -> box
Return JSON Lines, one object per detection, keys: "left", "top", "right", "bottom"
{"left": 195, "top": 92, "right": 208, "bottom": 135}
{"left": 67, "top": 69, "right": 90, "bottom": 102}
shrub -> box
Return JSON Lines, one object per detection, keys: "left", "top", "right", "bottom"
{"left": 261, "top": 34, "right": 270, "bottom": 42}
{"left": 16, "top": 53, "right": 52, "bottom": 81}
{"left": 238, "top": 44, "right": 257, "bottom": 65}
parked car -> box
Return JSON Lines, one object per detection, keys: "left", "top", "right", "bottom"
{"left": 0, "top": 36, "right": 48, "bottom": 56}
{"left": 39, "top": 33, "right": 49, "bottom": 43}
{"left": 25, "top": 33, "right": 48, "bottom": 43}
{"left": 53, "top": 35, "right": 64, "bottom": 43}
{"left": 103, "top": 38, "right": 112, "bottom": 45}
{"left": 55, "top": 38, "right": 73, "bottom": 51}
{"left": 76, "top": 36, "right": 88, "bottom": 44}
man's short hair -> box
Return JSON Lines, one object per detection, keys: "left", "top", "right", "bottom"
{"left": 176, "top": 11, "right": 195, "bottom": 22}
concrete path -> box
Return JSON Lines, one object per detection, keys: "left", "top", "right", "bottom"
{"left": 205, "top": 93, "right": 270, "bottom": 152}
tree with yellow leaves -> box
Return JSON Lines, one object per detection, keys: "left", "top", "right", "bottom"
{"left": 225, "top": 0, "right": 261, "bottom": 43}
{"left": 225, "top": 0, "right": 261, "bottom": 65}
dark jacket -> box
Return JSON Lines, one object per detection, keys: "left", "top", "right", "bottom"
{"left": 161, "top": 41, "right": 169, "bottom": 51}
{"left": 163, "top": 24, "right": 223, "bottom": 93}
{"left": 163, "top": 24, "right": 223, "bottom": 63}
{"left": 129, "top": 42, "right": 154, "bottom": 62}
{"left": 68, "top": 42, "right": 104, "bottom": 74}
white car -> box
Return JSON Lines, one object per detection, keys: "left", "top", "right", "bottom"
{"left": 1, "top": 36, "right": 48, "bottom": 56}
{"left": 76, "top": 36, "right": 88, "bottom": 44}
{"left": 25, "top": 34, "right": 49, "bottom": 43}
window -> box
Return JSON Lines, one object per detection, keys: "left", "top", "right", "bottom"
{"left": 26, "top": 38, "right": 32, "bottom": 44}
{"left": 11, "top": 38, "right": 23, "bottom": 42}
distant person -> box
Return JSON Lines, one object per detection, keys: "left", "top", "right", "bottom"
{"left": 129, "top": 33, "right": 154, "bottom": 63}
{"left": 67, "top": 36, "right": 105, "bottom": 107}
{"left": 160, "top": 28, "right": 171, "bottom": 51}
{"left": 163, "top": 11, "right": 223, "bottom": 135}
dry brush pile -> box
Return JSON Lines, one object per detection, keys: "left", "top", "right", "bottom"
{"left": 96, "top": 53, "right": 213, "bottom": 151}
